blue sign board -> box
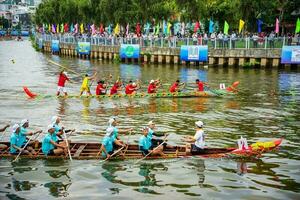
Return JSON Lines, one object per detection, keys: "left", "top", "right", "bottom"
{"left": 51, "top": 40, "right": 60, "bottom": 52}
{"left": 21, "top": 31, "right": 29, "bottom": 36}
{"left": 281, "top": 46, "right": 300, "bottom": 64}
{"left": 77, "top": 42, "right": 91, "bottom": 55}
{"left": 120, "top": 44, "right": 140, "bottom": 59}
{"left": 180, "top": 45, "right": 208, "bottom": 62}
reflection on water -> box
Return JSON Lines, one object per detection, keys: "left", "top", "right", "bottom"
{"left": 0, "top": 41, "right": 300, "bottom": 199}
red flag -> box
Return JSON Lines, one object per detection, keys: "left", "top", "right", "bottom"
{"left": 100, "top": 23, "right": 104, "bottom": 34}
{"left": 194, "top": 21, "right": 200, "bottom": 33}
{"left": 136, "top": 23, "right": 141, "bottom": 37}
{"left": 64, "top": 23, "right": 69, "bottom": 32}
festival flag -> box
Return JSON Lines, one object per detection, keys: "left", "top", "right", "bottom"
{"left": 209, "top": 20, "right": 214, "bottom": 34}
{"left": 126, "top": 23, "right": 129, "bottom": 36}
{"left": 174, "top": 22, "right": 180, "bottom": 35}
{"left": 144, "top": 22, "right": 150, "bottom": 35}
{"left": 194, "top": 21, "right": 200, "bottom": 33}
{"left": 239, "top": 19, "right": 245, "bottom": 33}
{"left": 136, "top": 23, "right": 141, "bottom": 36}
{"left": 181, "top": 22, "right": 185, "bottom": 35}
{"left": 48, "top": 24, "right": 51, "bottom": 32}
{"left": 163, "top": 20, "right": 167, "bottom": 35}
{"left": 70, "top": 24, "right": 74, "bottom": 32}
{"left": 56, "top": 24, "right": 59, "bottom": 33}
{"left": 107, "top": 24, "right": 112, "bottom": 35}
{"left": 60, "top": 23, "right": 64, "bottom": 33}
{"left": 224, "top": 21, "right": 229, "bottom": 35}
{"left": 296, "top": 18, "right": 300, "bottom": 33}
{"left": 257, "top": 19, "right": 263, "bottom": 33}
{"left": 275, "top": 18, "right": 279, "bottom": 33}
{"left": 74, "top": 23, "right": 78, "bottom": 33}
{"left": 80, "top": 23, "right": 84, "bottom": 34}
{"left": 155, "top": 23, "right": 160, "bottom": 35}
{"left": 167, "top": 22, "right": 172, "bottom": 35}
{"left": 114, "top": 23, "right": 120, "bottom": 35}
{"left": 91, "top": 24, "right": 96, "bottom": 35}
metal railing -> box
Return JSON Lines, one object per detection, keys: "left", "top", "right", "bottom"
{"left": 36, "top": 33, "right": 300, "bottom": 49}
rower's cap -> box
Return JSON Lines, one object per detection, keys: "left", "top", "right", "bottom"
{"left": 147, "top": 121, "right": 155, "bottom": 126}
{"left": 12, "top": 124, "right": 20, "bottom": 132}
{"left": 195, "top": 121, "right": 204, "bottom": 128}
{"left": 108, "top": 117, "right": 117, "bottom": 126}
{"left": 150, "top": 80, "right": 155, "bottom": 84}
{"left": 105, "top": 126, "right": 114, "bottom": 137}
{"left": 47, "top": 124, "right": 55, "bottom": 131}
{"left": 51, "top": 116, "right": 58, "bottom": 124}
{"left": 20, "top": 119, "right": 29, "bottom": 127}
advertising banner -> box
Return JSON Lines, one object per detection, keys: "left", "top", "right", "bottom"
{"left": 281, "top": 46, "right": 300, "bottom": 64}
{"left": 51, "top": 40, "right": 60, "bottom": 52}
{"left": 120, "top": 44, "right": 140, "bottom": 59}
{"left": 180, "top": 45, "right": 208, "bottom": 62}
{"left": 77, "top": 42, "right": 91, "bottom": 55}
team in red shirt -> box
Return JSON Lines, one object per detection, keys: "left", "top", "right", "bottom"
{"left": 57, "top": 71, "right": 70, "bottom": 96}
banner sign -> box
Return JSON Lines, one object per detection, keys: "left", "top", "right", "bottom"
{"left": 120, "top": 44, "right": 140, "bottom": 59}
{"left": 77, "top": 42, "right": 91, "bottom": 55}
{"left": 281, "top": 46, "right": 300, "bottom": 64}
{"left": 38, "top": 38, "right": 43, "bottom": 49}
{"left": 180, "top": 45, "right": 208, "bottom": 62}
{"left": 51, "top": 40, "right": 60, "bottom": 52}
{"left": 21, "top": 30, "right": 29, "bottom": 36}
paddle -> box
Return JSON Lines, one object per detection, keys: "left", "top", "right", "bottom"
{"left": 121, "top": 130, "right": 132, "bottom": 157}
{"left": 47, "top": 59, "right": 81, "bottom": 76}
{"left": 63, "top": 129, "right": 74, "bottom": 161}
{"left": 100, "top": 145, "right": 125, "bottom": 163}
{"left": 133, "top": 134, "right": 169, "bottom": 165}
{"left": 0, "top": 124, "right": 10, "bottom": 141}
{"left": 12, "top": 131, "right": 42, "bottom": 162}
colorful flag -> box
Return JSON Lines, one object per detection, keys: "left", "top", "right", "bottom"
{"left": 74, "top": 23, "right": 78, "bottom": 33}
{"left": 52, "top": 24, "right": 56, "bottom": 33}
{"left": 126, "top": 23, "right": 129, "bottom": 36}
{"left": 209, "top": 20, "right": 214, "bottom": 33}
{"left": 194, "top": 21, "right": 200, "bottom": 33}
{"left": 239, "top": 19, "right": 245, "bottom": 33}
{"left": 56, "top": 24, "right": 59, "bottom": 33}
{"left": 136, "top": 23, "right": 141, "bottom": 36}
{"left": 174, "top": 22, "right": 180, "bottom": 35}
{"left": 60, "top": 23, "right": 64, "bottom": 33}
{"left": 224, "top": 21, "right": 229, "bottom": 35}
{"left": 296, "top": 18, "right": 300, "bottom": 33}
{"left": 181, "top": 22, "right": 185, "bottom": 35}
{"left": 91, "top": 24, "right": 96, "bottom": 35}
{"left": 80, "top": 23, "right": 84, "bottom": 34}
{"left": 257, "top": 19, "right": 263, "bottom": 33}
{"left": 275, "top": 18, "right": 279, "bottom": 33}
{"left": 48, "top": 24, "right": 51, "bottom": 32}
{"left": 114, "top": 23, "right": 120, "bottom": 35}
{"left": 155, "top": 23, "right": 160, "bottom": 35}
{"left": 107, "top": 24, "right": 112, "bottom": 35}
{"left": 70, "top": 24, "right": 74, "bottom": 32}
{"left": 144, "top": 22, "right": 150, "bottom": 34}
{"left": 167, "top": 22, "right": 172, "bottom": 35}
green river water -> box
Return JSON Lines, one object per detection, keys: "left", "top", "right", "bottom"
{"left": 0, "top": 40, "right": 299, "bottom": 199}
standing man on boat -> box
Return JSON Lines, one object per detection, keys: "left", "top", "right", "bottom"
{"left": 170, "top": 80, "right": 185, "bottom": 93}
{"left": 99, "top": 126, "right": 124, "bottom": 159}
{"left": 42, "top": 124, "right": 67, "bottom": 156}
{"left": 10, "top": 124, "right": 32, "bottom": 155}
{"left": 147, "top": 80, "right": 160, "bottom": 94}
{"left": 0, "top": 124, "right": 10, "bottom": 150}
{"left": 57, "top": 71, "right": 71, "bottom": 96}
{"left": 20, "top": 119, "right": 42, "bottom": 152}
{"left": 183, "top": 121, "right": 206, "bottom": 155}
{"left": 139, "top": 127, "right": 165, "bottom": 157}
{"left": 80, "top": 72, "right": 97, "bottom": 96}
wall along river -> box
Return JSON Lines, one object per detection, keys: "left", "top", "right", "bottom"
{"left": 0, "top": 40, "right": 299, "bottom": 199}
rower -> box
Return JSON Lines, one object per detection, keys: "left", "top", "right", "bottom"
{"left": 125, "top": 81, "right": 138, "bottom": 95}
{"left": 147, "top": 121, "right": 169, "bottom": 148}
{"left": 99, "top": 126, "right": 124, "bottom": 159}
{"left": 139, "top": 127, "right": 165, "bottom": 157}
{"left": 110, "top": 80, "right": 122, "bottom": 95}
{"left": 42, "top": 124, "right": 67, "bottom": 156}
{"left": 195, "top": 79, "right": 208, "bottom": 92}
{"left": 184, "top": 121, "right": 206, "bottom": 155}
{"left": 108, "top": 117, "right": 132, "bottom": 146}
{"left": 0, "top": 124, "right": 10, "bottom": 150}
{"left": 19, "top": 119, "right": 42, "bottom": 152}
{"left": 10, "top": 124, "right": 32, "bottom": 155}
{"left": 51, "top": 116, "right": 74, "bottom": 144}
{"left": 57, "top": 70, "right": 71, "bottom": 96}
{"left": 96, "top": 80, "right": 107, "bottom": 95}
{"left": 79, "top": 72, "right": 97, "bottom": 96}
{"left": 169, "top": 80, "right": 185, "bottom": 93}
{"left": 147, "top": 80, "right": 160, "bottom": 94}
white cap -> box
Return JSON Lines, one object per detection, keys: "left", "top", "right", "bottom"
{"left": 63, "top": 71, "right": 68, "bottom": 76}
{"left": 51, "top": 116, "right": 58, "bottom": 124}
{"left": 105, "top": 126, "right": 114, "bottom": 137}
{"left": 47, "top": 124, "right": 55, "bottom": 131}
{"left": 20, "top": 119, "right": 29, "bottom": 127}
{"left": 132, "top": 82, "right": 136, "bottom": 86}
{"left": 195, "top": 121, "right": 204, "bottom": 128}
{"left": 150, "top": 80, "right": 155, "bottom": 84}
{"left": 108, "top": 117, "right": 116, "bottom": 126}
{"left": 12, "top": 124, "right": 20, "bottom": 132}
{"left": 147, "top": 121, "right": 155, "bottom": 126}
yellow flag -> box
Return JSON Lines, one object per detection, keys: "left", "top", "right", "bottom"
{"left": 239, "top": 19, "right": 245, "bottom": 33}
{"left": 167, "top": 22, "right": 172, "bottom": 35}
{"left": 56, "top": 24, "right": 59, "bottom": 33}
{"left": 80, "top": 23, "right": 84, "bottom": 34}
{"left": 48, "top": 24, "right": 51, "bottom": 32}
{"left": 114, "top": 23, "right": 120, "bottom": 35}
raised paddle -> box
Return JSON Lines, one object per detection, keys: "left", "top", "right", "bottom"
{"left": 63, "top": 129, "right": 73, "bottom": 161}
{"left": 47, "top": 59, "right": 81, "bottom": 76}
{"left": 12, "top": 130, "right": 42, "bottom": 162}
{"left": 133, "top": 134, "right": 169, "bottom": 165}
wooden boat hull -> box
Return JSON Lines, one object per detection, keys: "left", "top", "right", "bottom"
{"left": 0, "top": 139, "right": 282, "bottom": 160}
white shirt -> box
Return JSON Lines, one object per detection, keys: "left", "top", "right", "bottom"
{"left": 194, "top": 129, "right": 205, "bottom": 149}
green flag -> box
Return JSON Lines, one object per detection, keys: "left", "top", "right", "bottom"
{"left": 296, "top": 18, "right": 300, "bottom": 33}
{"left": 155, "top": 23, "right": 160, "bottom": 35}
{"left": 224, "top": 21, "right": 229, "bottom": 35}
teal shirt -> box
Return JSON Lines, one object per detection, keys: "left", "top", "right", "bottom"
{"left": 10, "top": 132, "right": 23, "bottom": 153}
{"left": 111, "top": 126, "right": 118, "bottom": 141}
{"left": 139, "top": 135, "right": 152, "bottom": 151}
{"left": 19, "top": 127, "right": 28, "bottom": 145}
{"left": 42, "top": 133, "right": 55, "bottom": 155}
{"left": 52, "top": 124, "right": 61, "bottom": 142}
{"left": 147, "top": 128, "right": 154, "bottom": 140}
{"left": 101, "top": 136, "right": 114, "bottom": 157}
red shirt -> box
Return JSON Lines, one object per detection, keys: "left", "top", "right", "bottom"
{"left": 58, "top": 73, "right": 69, "bottom": 87}
{"left": 169, "top": 83, "right": 179, "bottom": 93}
{"left": 148, "top": 83, "right": 156, "bottom": 93}
{"left": 125, "top": 84, "right": 136, "bottom": 95}
{"left": 96, "top": 84, "right": 106, "bottom": 95}
{"left": 197, "top": 82, "right": 204, "bottom": 91}
{"left": 110, "top": 83, "right": 119, "bottom": 95}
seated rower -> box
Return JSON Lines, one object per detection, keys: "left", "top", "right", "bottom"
{"left": 0, "top": 124, "right": 10, "bottom": 150}
{"left": 10, "top": 124, "right": 32, "bottom": 155}
{"left": 195, "top": 79, "right": 208, "bottom": 92}
{"left": 42, "top": 124, "right": 67, "bottom": 156}
{"left": 99, "top": 126, "right": 124, "bottom": 159}
{"left": 51, "top": 116, "right": 74, "bottom": 144}
{"left": 108, "top": 117, "right": 132, "bottom": 146}
{"left": 169, "top": 80, "right": 185, "bottom": 93}
{"left": 110, "top": 80, "right": 122, "bottom": 95}
{"left": 147, "top": 80, "right": 160, "bottom": 94}
{"left": 184, "top": 121, "right": 206, "bottom": 155}
{"left": 139, "top": 127, "right": 165, "bottom": 157}
{"left": 19, "top": 119, "right": 42, "bottom": 152}
{"left": 96, "top": 80, "right": 107, "bottom": 95}
{"left": 125, "top": 81, "right": 138, "bottom": 95}
{"left": 147, "top": 121, "right": 170, "bottom": 148}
